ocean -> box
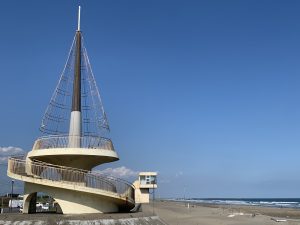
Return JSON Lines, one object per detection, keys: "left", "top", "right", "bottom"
{"left": 174, "top": 198, "right": 300, "bottom": 208}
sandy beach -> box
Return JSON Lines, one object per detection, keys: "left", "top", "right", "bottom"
{"left": 1, "top": 201, "right": 300, "bottom": 224}
{"left": 144, "top": 200, "right": 300, "bottom": 225}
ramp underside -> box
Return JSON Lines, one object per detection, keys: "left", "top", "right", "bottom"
{"left": 23, "top": 182, "right": 119, "bottom": 214}
{"left": 27, "top": 148, "right": 119, "bottom": 170}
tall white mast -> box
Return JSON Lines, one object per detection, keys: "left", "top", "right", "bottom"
{"left": 77, "top": 6, "right": 81, "bottom": 31}
{"left": 69, "top": 6, "right": 82, "bottom": 148}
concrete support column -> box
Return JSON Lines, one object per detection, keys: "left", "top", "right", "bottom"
{"left": 23, "top": 184, "right": 37, "bottom": 214}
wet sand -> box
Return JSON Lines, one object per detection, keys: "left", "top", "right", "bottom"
{"left": 144, "top": 200, "right": 300, "bottom": 225}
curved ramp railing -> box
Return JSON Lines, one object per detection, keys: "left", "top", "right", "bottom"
{"left": 32, "top": 135, "right": 114, "bottom": 151}
{"left": 8, "top": 157, "right": 134, "bottom": 203}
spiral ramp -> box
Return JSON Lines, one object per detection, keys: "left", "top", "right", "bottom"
{"left": 7, "top": 140, "right": 135, "bottom": 214}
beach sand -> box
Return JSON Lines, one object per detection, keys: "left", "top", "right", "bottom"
{"left": 1, "top": 201, "right": 300, "bottom": 225}
{"left": 143, "top": 201, "right": 300, "bottom": 225}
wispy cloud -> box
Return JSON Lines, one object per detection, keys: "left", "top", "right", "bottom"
{"left": 94, "top": 166, "right": 138, "bottom": 178}
{"left": 175, "top": 171, "right": 184, "bottom": 177}
{"left": 0, "top": 146, "right": 25, "bottom": 163}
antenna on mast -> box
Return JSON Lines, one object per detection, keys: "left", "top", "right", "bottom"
{"left": 77, "top": 6, "right": 81, "bottom": 31}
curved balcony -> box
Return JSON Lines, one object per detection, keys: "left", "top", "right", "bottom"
{"left": 28, "top": 135, "right": 119, "bottom": 170}
{"left": 33, "top": 135, "right": 115, "bottom": 151}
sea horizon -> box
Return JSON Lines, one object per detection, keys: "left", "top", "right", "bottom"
{"left": 166, "top": 198, "right": 300, "bottom": 209}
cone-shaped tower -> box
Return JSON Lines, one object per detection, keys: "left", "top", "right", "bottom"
{"left": 7, "top": 7, "right": 134, "bottom": 214}
{"left": 26, "top": 6, "right": 118, "bottom": 170}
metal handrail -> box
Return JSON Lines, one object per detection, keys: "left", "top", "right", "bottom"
{"left": 7, "top": 157, "right": 134, "bottom": 202}
{"left": 32, "top": 135, "right": 115, "bottom": 151}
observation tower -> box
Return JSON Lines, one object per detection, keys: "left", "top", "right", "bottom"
{"left": 7, "top": 7, "right": 135, "bottom": 214}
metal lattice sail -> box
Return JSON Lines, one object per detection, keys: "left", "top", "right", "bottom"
{"left": 40, "top": 24, "right": 109, "bottom": 139}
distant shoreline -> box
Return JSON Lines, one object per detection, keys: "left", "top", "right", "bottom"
{"left": 162, "top": 198, "right": 300, "bottom": 209}
{"left": 158, "top": 200, "right": 300, "bottom": 220}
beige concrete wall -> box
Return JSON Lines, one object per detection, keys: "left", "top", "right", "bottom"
{"left": 135, "top": 188, "right": 151, "bottom": 204}
{"left": 134, "top": 181, "right": 151, "bottom": 204}
{"left": 23, "top": 182, "right": 119, "bottom": 214}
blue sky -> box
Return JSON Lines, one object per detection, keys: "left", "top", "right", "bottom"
{"left": 1, "top": 0, "right": 300, "bottom": 198}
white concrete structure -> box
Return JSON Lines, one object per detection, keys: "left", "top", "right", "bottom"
{"left": 7, "top": 7, "right": 135, "bottom": 214}
{"left": 133, "top": 172, "right": 157, "bottom": 204}
{"left": 68, "top": 111, "right": 81, "bottom": 148}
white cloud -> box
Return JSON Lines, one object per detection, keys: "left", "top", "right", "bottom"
{"left": 175, "top": 171, "right": 184, "bottom": 177}
{"left": 94, "top": 166, "right": 138, "bottom": 178}
{"left": 0, "top": 146, "right": 25, "bottom": 163}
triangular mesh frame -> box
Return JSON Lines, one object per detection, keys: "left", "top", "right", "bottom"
{"left": 40, "top": 34, "right": 110, "bottom": 137}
